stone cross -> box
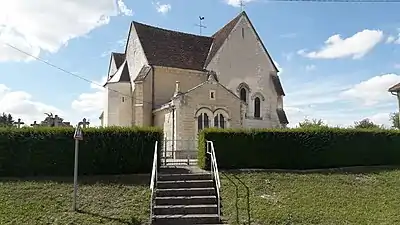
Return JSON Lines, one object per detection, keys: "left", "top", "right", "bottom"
{"left": 14, "top": 118, "right": 24, "bottom": 128}
{"left": 30, "top": 121, "right": 39, "bottom": 127}
{"left": 81, "top": 118, "right": 90, "bottom": 128}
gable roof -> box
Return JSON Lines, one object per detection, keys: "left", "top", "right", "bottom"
{"left": 112, "top": 52, "right": 125, "bottom": 68}
{"left": 132, "top": 21, "right": 213, "bottom": 71}
{"left": 104, "top": 60, "right": 130, "bottom": 86}
{"left": 204, "top": 11, "right": 279, "bottom": 72}
{"left": 204, "top": 13, "right": 243, "bottom": 66}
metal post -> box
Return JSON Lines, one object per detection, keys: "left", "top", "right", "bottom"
{"left": 164, "top": 137, "right": 167, "bottom": 166}
{"left": 73, "top": 138, "right": 79, "bottom": 211}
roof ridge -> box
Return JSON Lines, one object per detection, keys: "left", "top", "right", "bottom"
{"left": 132, "top": 21, "right": 211, "bottom": 39}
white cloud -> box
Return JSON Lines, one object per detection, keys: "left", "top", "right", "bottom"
{"left": 154, "top": 2, "right": 171, "bottom": 14}
{"left": 0, "top": 0, "right": 132, "bottom": 62}
{"left": 224, "top": 0, "right": 256, "bottom": 7}
{"left": 299, "top": 29, "right": 384, "bottom": 59}
{"left": 305, "top": 64, "right": 316, "bottom": 71}
{"left": 386, "top": 35, "right": 396, "bottom": 43}
{"left": 340, "top": 73, "right": 400, "bottom": 106}
{"left": 72, "top": 76, "right": 106, "bottom": 113}
{"left": 0, "top": 84, "right": 63, "bottom": 125}
{"left": 284, "top": 73, "right": 400, "bottom": 128}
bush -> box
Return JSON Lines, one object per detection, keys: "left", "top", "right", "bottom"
{"left": 0, "top": 126, "right": 162, "bottom": 177}
{"left": 198, "top": 128, "right": 400, "bottom": 170}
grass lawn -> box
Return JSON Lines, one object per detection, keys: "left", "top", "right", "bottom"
{"left": 1, "top": 169, "right": 400, "bottom": 225}
{"left": 221, "top": 168, "right": 400, "bottom": 225}
{"left": 0, "top": 175, "right": 150, "bottom": 225}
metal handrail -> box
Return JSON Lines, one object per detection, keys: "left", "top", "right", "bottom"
{"left": 206, "top": 140, "right": 221, "bottom": 220}
{"left": 149, "top": 141, "right": 158, "bottom": 222}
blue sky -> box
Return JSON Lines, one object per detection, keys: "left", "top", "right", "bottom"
{"left": 0, "top": 0, "right": 399, "bottom": 127}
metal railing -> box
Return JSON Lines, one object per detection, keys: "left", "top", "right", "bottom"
{"left": 206, "top": 140, "right": 221, "bottom": 220}
{"left": 161, "top": 139, "right": 198, "bottom": 166}
{"left": 149, "top": 141, "right": 158, "bottom": 222}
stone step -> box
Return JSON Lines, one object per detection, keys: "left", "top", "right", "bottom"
{"left": 157, "top": 180, "right": 214, "bottom": 189}
{"left": 152, "top": 214, "right": 220, "bottom": 225}
{"left": 155, "top": 196, "right": 217, "bottom": 205}
{"left": 154, "top": 204, "right": 218, "bottom": 215}
{"left": 158, "top": 173, "right": 211, "bottom": 181}
{"left": 156, "top": 187, "right": 216, "bottom": 197}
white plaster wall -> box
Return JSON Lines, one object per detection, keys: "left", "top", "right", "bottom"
{"left": 125, "top": 23, "right": 148, "bottom": 87}
{"left": 105, "top": 82, "right": 132, "bottom": 127}
{"left": 154, "top": 107, "right": 174, "bottom": 158}
{"left": 206, "top": 15, "right": 281, "bottom": 128}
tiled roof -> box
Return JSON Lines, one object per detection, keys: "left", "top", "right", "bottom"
{"left": 271, "top": 75, "right": 285, "bottom": 96}
{"left": 134, "top": 65, "right": 152, "bottom": 82}
{"left": 112, "top": 52, "right": 125, "bottom": 68}
{"left": 105, "top": 60, "right": 130, "bottom": 86}
{"left": 133, "top": 21, "right": 213, "bottom": 71}
{"left": 276, "top": 108, "right": 289, "bottom": 124}
{"left": 388, "top": 83, "right": 400, "bottom": 92}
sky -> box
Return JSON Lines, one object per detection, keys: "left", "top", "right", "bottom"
{"left": 0, "top": 0, "right": 399, "bottom": 127}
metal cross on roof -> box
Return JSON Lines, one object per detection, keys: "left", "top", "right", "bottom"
{"left": 239, "top": 0, "right": 245, "bottom": 11}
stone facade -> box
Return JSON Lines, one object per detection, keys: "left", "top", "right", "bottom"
{"left": 101, "top": 11, "right": 289, "bottom": 154}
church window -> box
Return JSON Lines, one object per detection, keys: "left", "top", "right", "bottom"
{"left": 122, "top": 97, "right": 125, "bottom": 102}
{"left": 254, "top": 97, "right": 261, "bottom": 118}
{"left": 197, "top": 113, "right": 209, "bottom": 131}
{"left": 214, "top": 114, "right": 225, "bottom": 129}
{"left": 241, "top": 27, "right": 245, "bottom": 39}
{"left": 210, "top": 90, "right": 216, "bottom": 100}
{"left": 240, "top": 88, "right": 247, "bottom": 103}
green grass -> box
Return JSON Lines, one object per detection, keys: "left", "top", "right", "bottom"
{"left": 221, "top": 169, "right": 400, "bottom": 225}
{"left": 0, "top": 175, "right": 150, "bottom": 225}
{"left": 2, "top": 169, "right": 400, "bottom": 225}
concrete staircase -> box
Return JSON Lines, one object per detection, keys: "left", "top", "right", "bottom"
{"left": 151, "top": 166, "right": 222, "bottom": 225}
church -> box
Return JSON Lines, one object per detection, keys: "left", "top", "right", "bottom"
{"left": 100, "top": 11, "right": 288, "bottom": 145}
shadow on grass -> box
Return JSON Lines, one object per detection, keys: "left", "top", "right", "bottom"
{"left": 0, "top": 174, "right": 150, "bottom": 185}
{"left": 225, "top": 165, "right": 400, "bottom": 175}
{"left": 222, "top": 172, "right": 252, "bottom": 225}
{"left": 77, "top": 209, "right": 142, "bottom": 225}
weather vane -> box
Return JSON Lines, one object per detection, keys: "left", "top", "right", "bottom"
{"left": 195, "top": 16, "right": 206, "bottom": 35}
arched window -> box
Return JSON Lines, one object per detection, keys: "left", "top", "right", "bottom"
{"left": 197, "top": 113, "right": 209, "bottom": 131}
{"left": 240, "top": 88, "right": 247, "bottom": 103}
{"left": 214, "top": 114, "right": 225, "bottom": 129}
{"left": 254, "top": 97, "right": 261, "bottom": 118}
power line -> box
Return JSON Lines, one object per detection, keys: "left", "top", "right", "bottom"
{"left": 3, "top": 42, "right": 154, "bottom": 106}
{"left": 268, "top": 0, "right": 400, "bottom": 2}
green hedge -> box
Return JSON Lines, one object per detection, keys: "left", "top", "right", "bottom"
{"left": 0, "top": 127, "right": 162, "bottom": 177}
{"left": 198, "top": 128, "right": 400, "bottom": 170}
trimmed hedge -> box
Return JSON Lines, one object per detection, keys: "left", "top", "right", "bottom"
{"left": 0, "top": 127, "right": 162, "bottom": 177}
{"left": 198, "top": 128, "right": 400, "bottom": 170}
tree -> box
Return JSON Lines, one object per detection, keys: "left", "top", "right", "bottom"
{"left": 298, "top": 118, "right": 329, "bottom": 129}
{"left": 389, "top": 112, "right": 400, "bottom": 129}
{"left": 353, "top": 118, "right": 383, "bottom": 129}
{"left": 0, "top": 113, "right": 14, "bottom": 127}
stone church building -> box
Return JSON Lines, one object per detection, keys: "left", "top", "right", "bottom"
{"left": 100, "top": 11, "right": 288, "bottom": 147}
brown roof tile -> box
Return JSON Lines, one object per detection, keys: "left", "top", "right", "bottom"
{"left": 134, "top": 65, "right": 152, "bottom": 82}
{"left": 112, "top": 52, "right": 125, "bottom": 68}
{"left": 276, "top": 108, "right": 289, "bottom": 124}
{"left": 133, "top": 21, "right": 213, "bottom": 71}
{"left": 271, "top": 75, "right": 285, "bottom": 96}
